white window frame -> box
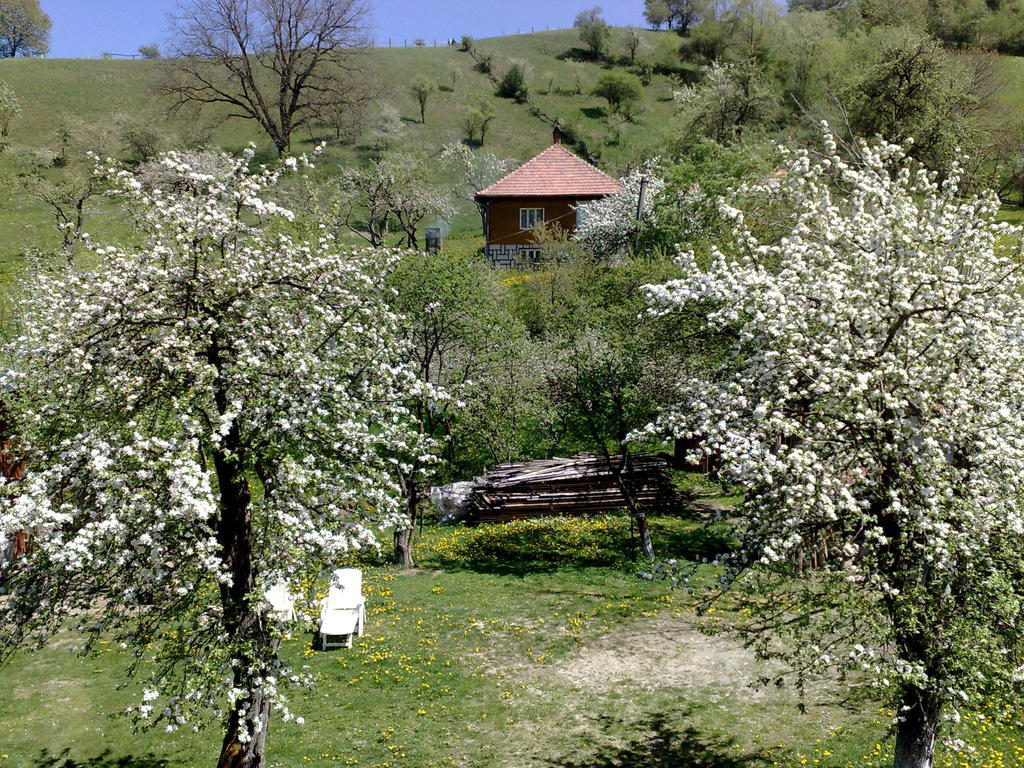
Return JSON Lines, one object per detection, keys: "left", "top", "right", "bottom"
{"left": 520, "top": 207, "right": 545, "bottom": 230}
{"left": 518, "top": 248, "right": 542, "bottom": 263}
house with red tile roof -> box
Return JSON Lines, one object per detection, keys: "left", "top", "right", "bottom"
{"left": 475, "top": 128, "right": 622, "bottom": 266}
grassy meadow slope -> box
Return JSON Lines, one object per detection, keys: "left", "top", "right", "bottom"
{"left": 1, "top": 30, "right": 1023, "bottom": 274}
{"left": 0, "top": 29, "right": 680, "bottom": 275}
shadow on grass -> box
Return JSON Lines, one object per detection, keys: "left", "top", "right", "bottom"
{"left": 30, "top": 749, "right": 170, "bottom": 768}
{"left": 422, "top": 519, "right": 736, "bottom": 577}
{"left": 654, "top": 523, "right": 736, "bottom": 563}
{"left": 543, "top": 713, "right": 770, "bottom": 768}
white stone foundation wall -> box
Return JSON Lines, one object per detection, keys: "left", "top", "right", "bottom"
{"left": 485, "top": 244, "right": 543, "bottom": 268}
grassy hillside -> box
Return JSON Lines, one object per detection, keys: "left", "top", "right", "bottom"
{"left": 0, "top": 28, "right": 681, "bottom": 273}
{"left": 2, "top": 29, "right": 1023, "bottom": 274}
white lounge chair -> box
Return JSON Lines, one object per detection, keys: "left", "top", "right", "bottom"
{"left": 265, "top": 582, "right": 297, "bottom": 622}
{"left": 317, "top": 568, "right": 366, "bottom": 649}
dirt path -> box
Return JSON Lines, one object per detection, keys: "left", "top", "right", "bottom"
{"left": 550, "top": 613, "right": 776, "bottom": 695}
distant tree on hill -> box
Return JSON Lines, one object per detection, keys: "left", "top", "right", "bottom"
{"left": 137, "top": 44, "right": 160, "bottom": 59}
{"left": 574, "top": 7, "right": 612, "bottom": 60}
{"left": 786, "top": 0, "right": 848, "bottom": 9}
{"left": 0, "top": 79, "right": 20, "bottom": 146}
{"left": 115, "top": 113, "right": 163, "bottom": 164}
{"left": 644, "top": 0, "right": 671, "bottom": 29}
{"left": 644, "top": 0, "right": 708, "bottom": 35}
{"left": 592, "top": 71, "right": 643, "bottom": 118}
{"left": 462, "top": 100, "right": 496, "bottom": 145}
{"left": 409, "top": 77, "right": 435, "bottom": 124}
{"left": 164, "top": 0, "right": 373, "bottom": 157}
{"left": 0, "top": 0, "right": 51, "bottom": 57}
{"left": 446, "top": 64, "right": 461, "bottom": 92}
{"left": 625, "top": 27, "right": 644, "bottom": 63}
{"left": 367, "top": 103, "right": 405, "bottom": 156}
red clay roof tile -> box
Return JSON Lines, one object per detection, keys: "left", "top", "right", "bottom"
{"left": 476, "top": 144, "right": 622, "bottom": 198}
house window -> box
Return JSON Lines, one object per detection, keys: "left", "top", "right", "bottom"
{"left": 518, "top": 248, "right": 542, "bottom": 263}
{"left": 520, "top": 208, "right": 545, "bottom": 230}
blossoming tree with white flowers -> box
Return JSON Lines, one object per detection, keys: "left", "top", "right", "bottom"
{"left": 0, "top": 149, "right": 429, "bottom": 768}
{"left": 641, "top": 132, "right": 1024, "bottom": 768}
{"left": 573, "top": 164, "right": 665, "bottom": 258}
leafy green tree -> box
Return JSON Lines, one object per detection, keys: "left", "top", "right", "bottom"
{"left": 574, "top": 6, "right": 613, "bottom": 60}
{"left": 841, "top": 27, "right": 988, "bottom": 171}
{"left": 774, "top": 8, "right": 843, "bottom": 110}
{"left": 644, "top": 0, "right": 709, "bottom": 34}
{"left": 644, "top": 0, "right": 671, "bottom": 29}
{"left": 786, "top": 0, "right": 848, "bottom": 9}
{"left": 409, "top": 76, "right": 435, "bottom": 123}
{"left": 856, "top": 0, "right": 928, "bottom": 29}
{"left": 387, "top": 251, "right": 520, "bottom": 565}
{"left": 0, "top": 79, "right": 20, "bottom": 145}
{"left": 137, "top": 43, "right": 160, "bottom": 59}
{"left": 0, "top": 0, "right": 50, "bottom": 57}
{"left": 509, "top": 257, "right": 700, "bottom": 561}
{"left": 115, "top": 113, "right": 163, "bottom": 165}
{"left": 592, "top": 71, "right": 643, "bottom": 118}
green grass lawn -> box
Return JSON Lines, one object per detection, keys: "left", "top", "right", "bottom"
{"left": 0, "top": 514, "right": 1021, "bottom": 768}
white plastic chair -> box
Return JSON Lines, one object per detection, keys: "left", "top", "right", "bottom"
{"left": 317, "top": 568, "right": 366, "bottom": 649}
{"left": 265, "top": 582, "right": 297, "bottom": 622}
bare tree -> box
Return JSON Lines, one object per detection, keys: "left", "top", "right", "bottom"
{"left": 165, "top": 0, "right": 371, "bottom": 156}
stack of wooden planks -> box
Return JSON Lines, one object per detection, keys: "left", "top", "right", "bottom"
{"left": 465, "top": 453, "right": 676, "bottom": 524}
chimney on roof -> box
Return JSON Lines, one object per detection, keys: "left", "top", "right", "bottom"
{"left": 552, "top": 124, "right": 562, "bottom": 145}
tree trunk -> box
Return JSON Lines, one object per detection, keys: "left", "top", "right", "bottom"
{"left": 212, "top": 434, "right": 273, "bottom": 768}
{"left": 605, "top": 449, "right": 656, "bottom": 561}
{"left": 476, "top": 202, "right": 488, "bottom": 239}
{"left": 209, "top": 339, "right": 274, "bottom": 768}
{"left": 394, "top": 476, "right": 417, "bottom": 568}
{"left": 893, "top": 685, "right": 942, "bottom": 768}
{"left": 218, "top": 683, "right": 272, "bottom": 768}
{"left": 634, "top": 508, "right": 655, "bottom": 560}
{"left": 393, "top": 526, "right": 415, "bottom": 568}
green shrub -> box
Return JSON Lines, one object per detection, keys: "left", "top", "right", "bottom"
{"left": 592, "top": 71, "right": 643, "bottom": 118}
{"left": 474, "top": 52, "right": 494, "bottom": 75}
{"left": 116, "top": 115, "right": 161, "bottom": 164}
{"left": 496, "top": 63, "right": 529, "bottom": 102}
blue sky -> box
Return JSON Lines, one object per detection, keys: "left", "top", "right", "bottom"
{"left": 41, "top": 1, "right": 648, "bottom": 58}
